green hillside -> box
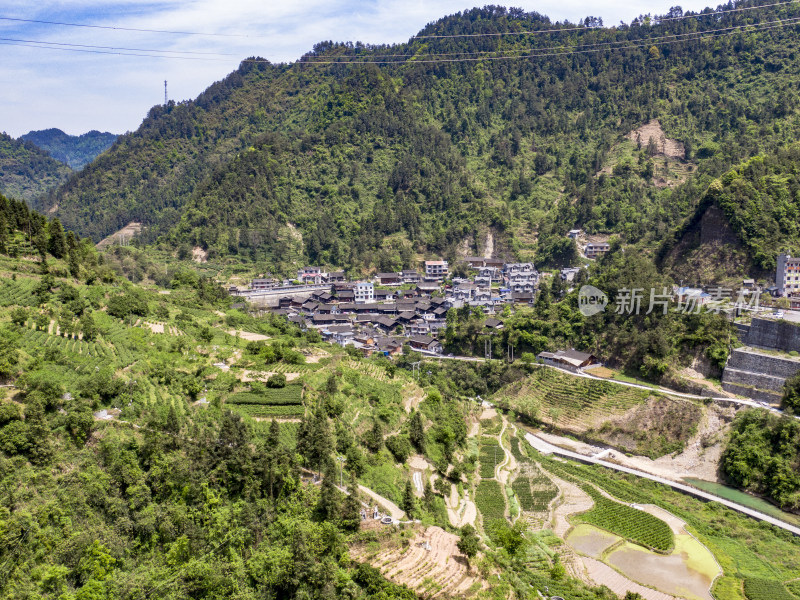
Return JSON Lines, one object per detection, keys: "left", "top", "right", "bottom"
{"left": 21, "top": 128, "right": 118, "bottom": 170}
{"left": 659, "top": 147, "right": 800, "bottom": 281}
{"left": 0, "top": 133, "right": 71, "bottom": 203}
{"left": 42, "top": 1, "right": 800, "bottom": 272}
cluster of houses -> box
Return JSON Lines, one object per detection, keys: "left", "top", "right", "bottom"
{"left": 566, "top": 229, "right": 611, "bottom": 260}
{"left": 233, "top": 259, "right": 546, "bottom": 357}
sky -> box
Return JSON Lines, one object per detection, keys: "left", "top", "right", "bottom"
{"left": 1, "top": 0, "right": 718, "bottom": 138}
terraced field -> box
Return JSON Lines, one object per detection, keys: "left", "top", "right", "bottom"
{"left": 479, "top": 437, "right": 502, "bottom": 479}
{"left": 496, "top": 368, "right": 652, "bottom": 432}
{"left": 475, "top": 479, "right": 506, "bottom": 529}
{"left": 0, "top": 276, "right": 37, "bottom": 306}
{"left": 351, "top": 526, "right": 484, "bottom": 598}
{"left": 226, "top": 385, "right": 305, "bottom": 418}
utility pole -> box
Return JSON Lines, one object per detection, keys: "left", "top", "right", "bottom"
{"left": 337, "top": 456, "right": 345, "bottom": 487}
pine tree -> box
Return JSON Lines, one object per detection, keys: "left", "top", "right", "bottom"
{"left": 68, "top": 249, "right": 80, "bottom": 279}
{"left": 311, "top": 409, "right": 332, "bottom": 473}
{"left": 267, "top": 418, "right": 280, "bottom": 448}
{"left": 364, "top": 420, "right": 383, "bottom": 453}
{"left": 317, "top": 459, "right": 340, "bottom": 521}
{"left": 409, "top": 410, "right": 425, "bottom": 452}
{"left": 0, "top": 211, "right": 8, "bottom": 254}
{"left": 340, "top": 473, "right": 363, "bottom": 531}
{"left": 47, "top": 218, "right": 67, "bottom": 259}
{"left": 79, "top": 311, "right": 97, "bottom": 341}
{"left": 402, "top": 480, "right": 416, "bottom": 518}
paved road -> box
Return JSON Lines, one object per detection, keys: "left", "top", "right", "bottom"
{"left": 431, "top": 353, "right": 794, "bottom": 418}
{"left": 524, "top": 432, "right": 800, "bottom": 537}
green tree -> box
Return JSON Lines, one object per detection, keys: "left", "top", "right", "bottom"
{"left": 0, "top": 327, "right": 20, "bottom": 381}
{"left": 80, "top": 311, "right": 98, "bottom": 341}
{"left": 317, "top": 460, "right": 340, "bottom": 521}
{"left": 402, "top": 479, "right": 416, "bottom": 518}
{"left": 456, "top": 524, "right": 481, "bottom": 564}
{"left": 363, "top": 420, "right": 383, "bottom": 453}
{"left": 409, "top": 410, "right": 425, "bottom": 452}
{"left": 340, "top": 473, "right": 363, "bottom": 531}
{"left": 47, "top": 217, "right": 67, "bottom": 259}
{"left": 782, "top": 373, "right": 800, "bottom": 413}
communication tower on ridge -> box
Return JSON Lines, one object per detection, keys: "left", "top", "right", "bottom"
{"left": 164, "top": 80, "right": 168, "bottom": 105}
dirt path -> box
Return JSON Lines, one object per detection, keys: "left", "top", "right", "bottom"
{"left": 446, "top": 484, "right": 477, "bottom": 528}
{"left": 496, "top": 417, "right": 516, "bottom": 486}
{"left": 403, "top": 382, "right": 425, "bottom": 412}
{"left": 228, "top": 330, "right": 270, "bottom": 342}
{"left": 549, "top": 473, "right": 593, "bottom": 538}
{"left": 240, "top": 370, "right": 301, "bottom": 382}
{"left": 358, "top": 485, "right": 406, "bottom": 521}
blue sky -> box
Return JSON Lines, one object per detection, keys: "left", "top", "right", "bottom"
{"left": 1, "top": 0, "right": 715, "bottom": 138}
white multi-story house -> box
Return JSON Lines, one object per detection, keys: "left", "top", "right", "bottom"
{"left": 297, "top": 266, "right": 327, "bottom": 284}
{"left": 354, "top": 282, "right": 374, "bottom": 303}
{"left": 424, "top": 260, "right": 449, "bottom": 280}
{"left": 777, "top": 253, "right": 800, "bottom": 296}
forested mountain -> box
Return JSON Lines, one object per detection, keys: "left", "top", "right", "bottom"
{"left": 43, "top": 0, "right": 800, "bottom": 272}
{"left": 0, "top": 133, "right": 71, "bottom": 203}
{"left": 658, "top": 147, "right": 800, "bottom": 282}
{"left": 21, "top": 128, "right": 118, "bottom": 170}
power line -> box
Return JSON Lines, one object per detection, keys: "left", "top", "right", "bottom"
{"left": 290, "top": 15, "right": 800, "bottom": 64}
{"left": 0, "top": 40, "right": 231, "bottom": 61}
{"left": 301, "top": 15, "right": 800, "bottom": 61}
{"left": 0, "top": 15, "right": 249, "bottom": 37}
{"left": 412, "top": 0, "right": 797, "bottom": 38}
{"left": 0, "top": 0, "right": 793, "bottom": 44}
{"left": 4, "top": 11, "right": 800, "bottom": 65}
{"left": 0, "top": 35, "right": 236, "bottom": 56}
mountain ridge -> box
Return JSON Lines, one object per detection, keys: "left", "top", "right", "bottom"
{"left": 21, "top": 128, "right": 118, "bottom": 170}
{"left": 0, "top": 132, "right": 72, "bottom": 203}
{"left": 41, "top": 1, "right": 800, "bottom": 275}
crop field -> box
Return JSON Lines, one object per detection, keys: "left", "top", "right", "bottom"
{"left": 535, "top": 454, "right": 800, "bottom": 600}
{"left": 475, "top": 479, "right": 506, "bottom": 526}
{"left": 479, "top": 438, "right": 501, "bottom": 479}
{"left": 577, "top": 485, "right": 674, "bottom": 552}
{"left": 509, "top": 436, "right": 528, "bottom": 462}
{"left": 512, "top": 475, "right": 536, "bottom": 511}
{"left": 226, "top": 385, "right": 304, "bottom": 418}
{"left": 512, "top": 465, "right": 558, "bottom": 513}
{"left": 231, "top": 404, "right": 304, "bottom": 417}
{"left": 495, "top": 367, "right": 652, "bottom": 431}
{"left": 541, "top": 458, "right": 674, "bottom": 552}
{"left": 743, "top": 578, "right": 795, "bottom": 600}
{"left": 0, "top": 277, "right": 37, "bottom": 306}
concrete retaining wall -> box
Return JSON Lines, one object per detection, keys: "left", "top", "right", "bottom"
{"left": 721, "top": 347, "right": 800, "bottom": 403}
{"left": 745, "top": 318, "right": 800, "bottom": 353}
{"left": 721, "top": 367, "right": 787, "bottom": 392}
{"left": 726, "top": 348, "right": 800, "bottom": 379}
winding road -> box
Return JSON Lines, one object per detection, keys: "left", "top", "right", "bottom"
{"left": 525, "top": 432, "right": 800, "bottom": 537}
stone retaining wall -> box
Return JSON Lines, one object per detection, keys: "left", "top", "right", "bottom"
{"left": 721, "top": 347, "right": 800, "bottom": 403}
{"left": 745, "top": 317, "right": 800, "bottom": 353}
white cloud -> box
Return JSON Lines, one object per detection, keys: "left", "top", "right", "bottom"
{"left": 1, "top": 0, "right": 717, "bottom": 136}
